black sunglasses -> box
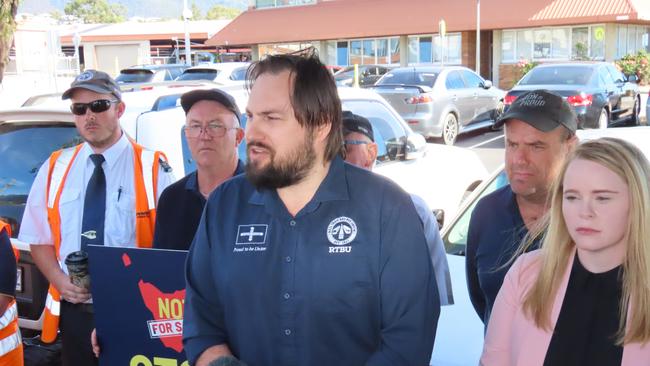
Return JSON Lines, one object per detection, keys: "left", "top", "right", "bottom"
{"left": 70, "top": 99, "right": 119, "bottom": 116}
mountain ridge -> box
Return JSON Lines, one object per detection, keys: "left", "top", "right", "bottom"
{"left": 19, "top": 0, "right": 248, "bottom": 19}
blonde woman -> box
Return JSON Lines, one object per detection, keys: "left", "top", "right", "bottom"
{"left": 481, "top": 137, "right": 650, "bottom": 365}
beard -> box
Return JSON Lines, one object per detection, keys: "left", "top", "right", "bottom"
{"left": 246, "top": 130, "right": 317, "bottom": 189}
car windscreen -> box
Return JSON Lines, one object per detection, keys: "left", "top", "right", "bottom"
{"left": 0, "top": 123, "right": 82, "bottom": 236}
{"left": 176, "top": 69, "right": 219, "bottom": 81}
{"left": 115, "top": 70, "right": 155, "bottom": 83}
{"left": 519, "top": 66, "right": 594, "bottom": 86}
{"left": 376, "top": 70, "right": 438, "bottom": 87}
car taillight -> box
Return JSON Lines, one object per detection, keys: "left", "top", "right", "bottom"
{"left": 140, "top": 86, "right": 154, "bottom": 91}
{"left": 566, "top": 93, "right": 593, "bottom": 106}
{"left": 405, "top": 95, "right": 433, "bottom": 104}
{"left": 504, "top": 94, "right": 517, "bottom": 105}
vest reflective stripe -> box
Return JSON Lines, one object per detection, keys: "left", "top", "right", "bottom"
{"left": 0, "top": 302, "right": 21, "bottom": 359}
{"left": 0, "top": 303, "right": 16, "bottom": 330}
{"left": 44, "top": 292, "right": 60, "bottom": 317}
{"left": 47, "top": 146, "right": 81, "bottom": 209}
{"left": 40, "top": 140, "right": 163, "bottom": 343}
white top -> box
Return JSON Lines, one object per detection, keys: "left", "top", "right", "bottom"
{"left": 18, "top": 132, "right": 175, "bottom": 274}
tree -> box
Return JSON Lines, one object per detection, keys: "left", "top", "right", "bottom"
{"left": 64, "top": 0, "right": 127, "bottom": 23}
{"left": 0, "top": 0, "right": 19, "bottom": 84}
{"left": 206, "top": 5, "right": 241, "bottom": 20}
{"left": 190, "top": 2, "right": 202, "bottom": 20}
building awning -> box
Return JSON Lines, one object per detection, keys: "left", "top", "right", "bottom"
{"left": 207, "top": 0, "right": 649, "bottom": 46}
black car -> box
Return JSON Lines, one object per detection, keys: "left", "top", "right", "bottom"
{"left": 504, "top": 62, "right": 641, "bottom": 129}
{"left": 115, "top": 64, "right": 188, "bottom": 84}
{"left": 334, "top": 65, "right": 392, "bottom": 87}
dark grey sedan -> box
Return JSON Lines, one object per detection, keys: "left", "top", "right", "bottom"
{"left": 505, "top": 62, "right": 641, "bottom": 129}
{"left": 371, "top": 66, "right": 504, "bottom": 145}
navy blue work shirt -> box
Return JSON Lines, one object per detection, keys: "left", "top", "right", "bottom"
{"left": 183, "top": 156, "right": 439, "bottom": 366}
{"left": 0, "top": 228, "right": 17, "bottom": 299}
{"left": 465, "top": 184, "right": 541, "bottom": 325}
{"left": 153, "top": 161, "right": 244, "bottom": 251}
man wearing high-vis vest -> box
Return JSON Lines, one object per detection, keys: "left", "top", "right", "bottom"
{"left": 18, "top": 70, "right": 175, "bottom": 366}
{"left": 0, "top": 221, "right": 22, "bottom": 366}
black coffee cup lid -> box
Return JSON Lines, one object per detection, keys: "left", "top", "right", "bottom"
{"left": 65, "top": 250, "right": 88, "bottom": 264}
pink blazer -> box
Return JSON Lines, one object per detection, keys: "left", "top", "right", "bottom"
{"left": 480, "top": 250, "right": 650, "bottom": 366}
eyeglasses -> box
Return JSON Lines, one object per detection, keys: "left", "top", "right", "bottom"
{"left": 184, "top": 123, "right": 238, "bottom": 138}
{"left": 70, "top": 99, "right": 119, "bottom": 116}
{"left": 344, "top": 140, "right": 370, "bottom": 146}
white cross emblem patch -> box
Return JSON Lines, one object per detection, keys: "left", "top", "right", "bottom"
{"left": 236, "top": 224, "right": 268, "bottom": 245}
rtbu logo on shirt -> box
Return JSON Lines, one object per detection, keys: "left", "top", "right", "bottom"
{"left": 327, "top": 217, "right": 357, "bottom": 254}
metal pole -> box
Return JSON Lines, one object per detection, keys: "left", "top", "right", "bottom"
{"left": 476, "top": 0, "right": 481, "bottom": 75}
{"left": 183, "top": 0, "right": 191, "bottom": 66}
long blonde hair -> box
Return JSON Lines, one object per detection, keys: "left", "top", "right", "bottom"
{"left": 522, "top": 137, "right": 650, "bottom": 345}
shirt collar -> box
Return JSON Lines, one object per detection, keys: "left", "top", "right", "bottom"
{"left": 80, "top": 131, "right": 129, "bottom": 170}
{"left": 186, "top": 160, "right": 246, "bottom": 193}
{"left": 248, "top": 156, "right": 350, "bottom": 216}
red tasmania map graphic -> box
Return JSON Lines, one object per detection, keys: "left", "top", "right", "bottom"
{"left": 138, "top": 279, "right": 186, "bottom": 352}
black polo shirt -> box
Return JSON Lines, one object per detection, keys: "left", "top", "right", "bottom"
{"left": 465, "top": 184, "right": 541, "bottom": 324}
{"left": 183, "top": 157, "right": 440, "bottom": 366}
{"left": 0, "top": 228, "right": 16, "bottom": 299}
{"left": 153, "top": 161, "right": 244, "bottom": 251}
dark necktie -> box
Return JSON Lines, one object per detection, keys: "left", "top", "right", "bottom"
{"left": 81, "top": 154, "right": 106, "bottom": 250}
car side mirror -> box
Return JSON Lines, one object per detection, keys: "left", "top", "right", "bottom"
{"left": 404, "top": 133, "right": 426, "bottom": 160}
{"left": 627, "top": 74, "right": 638, "bottom": 83}
{"left": 482, "top": 80, "right": 493, "bottom": 89}
{"left": 432, "top": 209, "right": 444, "bottom": 228}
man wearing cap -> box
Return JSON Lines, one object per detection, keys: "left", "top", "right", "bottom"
{"left": 18, "top": 69, "right": 175, "bottom": 365}
{"left": 465, "top": 89, "right": 578, "bottom": 325}
{"left": 341, "top": 111, "right": 453, "bottom": 305}
{"left": 153, "top": 89, "right": 245, "bottom": 250}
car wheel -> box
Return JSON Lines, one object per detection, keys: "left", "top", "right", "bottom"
{"left": 598, "top": 108, "right": 609, "bottom": 129}
{"left": 491, "top": 101, "right": 505, "bottom": 131}
{"left": 442, "top": 113, "right": 459, "bottom": 145}
{"left": 629, "top": 97, "right": 641, "bottom": 126}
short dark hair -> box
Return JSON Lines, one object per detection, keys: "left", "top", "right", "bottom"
{"left": 246, "top": 52, "right": 343, "bottom": 162}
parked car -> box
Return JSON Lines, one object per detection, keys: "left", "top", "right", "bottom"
{"left": 175, "top": 62, "right": 250, "bottom": 85}
{"left": 333, "top": 65, "right": 392, "bottom": 87}
{"left": 372, "top": 66, "right": 505, "bottom": 145}
{"left": 646, "top": 93, "right": 650, "bottom": 124}
{"left": 0, "top": 107, "right": 82, "bottom": 335}
{"left": 438, "top": 125, "right": 650, "bottom": 365}
{"left": 4, "top": 87, "right": 487, "bottom": 366}
{"left": 505, "top": 62, "right": 641, "bottom": 129}
{"left": 115, "top": 64, "right": 188, "bottom": 84}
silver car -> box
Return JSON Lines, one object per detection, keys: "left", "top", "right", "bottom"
{"left": 372, "top": 66, "right": 505, "bottom": 145}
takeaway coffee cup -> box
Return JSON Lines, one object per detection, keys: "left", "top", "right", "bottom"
{"left": 65, "top": 251, "right": 91, "bottom": 290}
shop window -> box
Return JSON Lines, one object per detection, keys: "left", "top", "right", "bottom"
{"left": 389, "top": 37, "right": 400, "bottom": 65}
{"left": 572, "top": 27, "right": 589, "bottom": 60}
{"left": 408, "top": 36, "right": 418, "bottom": 64}
{"left": 517, "top": 30, "right": 533, "bottom": 61}
{"left": 534, "top": 29, "right": 552, "bottom": 59}
{"left": 501, "top": 31, "right": 515, "bottom": 61}
{"left": 591, "top": 25, "right": 605, "bottom": 60}
{"left": 363, "top": 39, "right": 376, "bottom": 64}
{"left": 350, "top": 40, "right": 362, "bottom": 65}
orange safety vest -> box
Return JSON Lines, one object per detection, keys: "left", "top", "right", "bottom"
{"left": 0, "top": 222, "right": 23, "bottom": 366}
{"left": 40, "top": 140, "right": 167, "bottom": 343}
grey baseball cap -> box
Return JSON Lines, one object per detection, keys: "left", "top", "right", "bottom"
{"left": 342, "top": 111, "right": 374, "bottom": 142}
{"left": 494, "top": 89, "right": 577, "bottom": 133}
{"left": 62, "top": 70, "right": 122, "bottom": 100}
{"left": 180, "top": 88, "right": 241, "bottom": 123}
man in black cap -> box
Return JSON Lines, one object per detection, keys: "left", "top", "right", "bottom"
{"left": 341, "top": 111, "right": 453, "bottom": 305}
{"left": 153, "top": 88, "right": 245, "bottom": 250}
{"left": 19, "top": 69, "right": 174, "bottom": 365}
{"left": 465, "top": 89, "right": 578, "bottom": 325}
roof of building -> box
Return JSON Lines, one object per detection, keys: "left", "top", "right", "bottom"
{"left": 207, "top": 0, "right": 650, "bottom": 46}
{"left": 60, "top": 20, "right": 230, "bottom": 43}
